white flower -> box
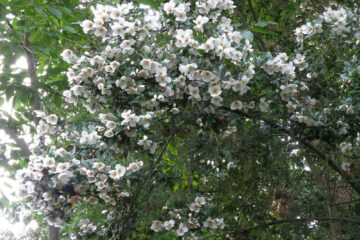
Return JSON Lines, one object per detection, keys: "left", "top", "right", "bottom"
{"left": 164, "top": 1, "right": 175, "bottom": 15}
{"left": 175, "top": 10, "right": 187, "bottom": 22}
{"left": 104, "top": 130, "right": 114, "bottom": 138}
{"left": 188, "top": 86, "right": 201, "bottom": 100}
{"left": 215, "top": 218, "right": 225, "bottom": 229}
{"left": 189, "top": 203, "right": 201, "bottom": 212}
{"left": 71, "top": 85, "right": 84, "bottom": 96}
{"left": 230, "top": 100, "right": 243, "bottom": 111}
{"left": 57, "top": 171, "right": 73, "bottom": 185}
{"left": 61, "top": 49, "right": 77, "bottom": 63}
{"left": 164, "top": 219, "right": 175, "bottom": 230}
{"left": 93, "top": 162, "right": 106, "bottom": 171}
{"left": 46, "top": 114, "right": 58, "bottom": 125}
{"left": 259, "top": 98, "right": 270, "bottom": 112}
{"left": 138, "top": 135, "right": 152, "bottom": 150}
{"left": 121, "top": 110, "right": 140, "bottom": 127}
{"left": 127, "top": 162, "right": 141, "bottom": 173}
{"left": 194, "top": 196, "right": 206, "bottom": 205}
{"left": 43, "top": 157, "right": 56, "bottom": 168}
{"left": 56, "top": 163, "right": 69, "bottom": 173}
{"left": 175, "top": 223, "right": 188, "bottom": 236}
{"left": 37, "top": 120, "right": 49, "bottom": 134}
{"left": 81, "top": 20, "right": 94, "bottom": 33}
{"left": 150, "top": 220, "right": 163, "bottom": 232}
{"left": 87, "top": 196, "right": 99, "bottom": 205}
{"left": 115, "top": 164, "right": 126, "bottom": 178}
{"left": 80, "top": 131, "right": 101, "bottom": 145}
{"left": 208, "top": 85, "right": 222, "bottom": 97}
{"left": 203, "top": 217, "right": 216, "bottom": 228}
{"left": 118, "top": 190, "right": 130, "bottom": 197}
{"left": 94, "top": 27, "right": 107, "bottom": 38}
{"left": 341, "top": 162, "right": 351, "bottom": 171}
{"left": 105, "top": 121, "right": 116, "bottom": 130}
{"left": 201, "top": 71, "right": 217, "bottom": 82}
{"left": 340, "top": 142, "right": 351, "bottom": 153}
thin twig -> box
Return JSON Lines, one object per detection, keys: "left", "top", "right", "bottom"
{"left": 247, "top": 0, "right": 258, "bottom": 22}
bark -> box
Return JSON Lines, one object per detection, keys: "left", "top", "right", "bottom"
{"left": 48, "top": 226, "right": 60, "bottom": 240}
{"left": 24, "top": 32, "right": 41, "bottom": 125}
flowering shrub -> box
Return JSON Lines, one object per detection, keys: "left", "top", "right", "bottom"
{"left": 14, "top": 0, "right": 360, "bottom": 239}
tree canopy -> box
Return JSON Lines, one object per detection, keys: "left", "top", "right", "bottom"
{"left": 0, "top": 0, "right": 360, "bottom": 239}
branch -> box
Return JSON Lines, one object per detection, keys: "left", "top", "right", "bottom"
{"left": 5, "top": 18, "right": 15, "bottom": 31}
{"left": 0, "top": 121, "right": 31, "bottom": 157}
{"left": 233, "top": 217, "right": 359, "bottom": 235}
{"left": 247, "top": 0, "right": 258, "bottom": 22}
{"left": 222, "top": 106, "right": 360, "bottom": 195}
{"left": 23, "top": 32, "right": 41, "bottom": 125}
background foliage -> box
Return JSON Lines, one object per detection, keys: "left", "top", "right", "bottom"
{"left": 0, "top": 0, "right": 359, "bottom": 239}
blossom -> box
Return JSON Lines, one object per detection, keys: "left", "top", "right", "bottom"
{"left": 43, "top": 157, "right": 56, "bottom": 168}
{"left": 127, "top": 162, "right": 142, "bottom": 173}
{"left": 164, "top": 1, "right": 175, "bottom": 15}
{"left": 56, "top": 163, "right": 70, "bottom": 173}
{"left": 208, "top": 85, "right": 222, "bottom": 97}
{"left": 230, "top": 100, "right": 243, "bottom": 110}
{"left": 80, "top": 131, "right": 101, "bottom": 145}
{"left": 46, "top": 114, "right": 58, "bottom": 125}
{"left": 150, "top": 220, "right": 163, "bottom": 232}
{"left": 164, "top": 219, "right": 175, "bottom": 230}
{"left": 203, "top": 217, "right": 216, "bottom": 228}
{"left": 194, "top": 196, "right": 206, "bottom": 205}
{"left": 114, "top": 164, "right": 127, "bottom": 178}
{"left": 189, "top": 203, "right": 201, "bottom": 212}
{"left": 57, "top": 171, "right": 73, "bottom": 185}
{"left": 81, "top": 20, "right": 94, "bottom": 33}
{"left": 175, "top": 223, "right": 188, "bottom": 236}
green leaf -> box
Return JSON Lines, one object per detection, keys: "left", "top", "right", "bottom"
{"left": 250, "top": 27, "right": 279, "bottom": 35}
{"left": 255, "top": 22, "right": 268, "bottom": 27}
{"left": 240, "top": 30, "right": 253, "bottom": 41}
{"left": 48, "top": 7, "right": 62, "bottom": 19}
{"left": 63, "top": 26, "right": 77, "bottom": 33}
{"left": 60, "top": 7, "right": 72, "bottom": 16}
{"left": 33, "top": 46, "right": 50, "bottom": 56}
{"left": 54, "top": 94, "right": 63, "bottom": 108}
{"left": 33, "top": 3, "right": 44, "bottom": 12}
{"left": 137, "top": 0, "right": 158, "bottom": 9}
{"left": 0, "top": 0, "right": 9, "bottom": 6}
{"left": 255, "top": 21, "right": 278, "bottom": 27}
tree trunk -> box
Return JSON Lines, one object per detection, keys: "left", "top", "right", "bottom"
{"left": 48, "top": 226, "right": 59, "bottom": 240}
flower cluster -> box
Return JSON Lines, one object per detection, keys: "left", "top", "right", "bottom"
{"left": 59, "top": 0, "right": 256, "bottom": 154}
{"left": 151, "top": 196, "right": 224, "bottom": 238}
{"left": 16, "top": 145, "right": 143, "bottom": 227}
{"left": 78, "top": 219, "right": 97, "bottom": 236}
